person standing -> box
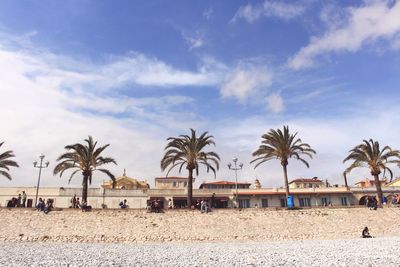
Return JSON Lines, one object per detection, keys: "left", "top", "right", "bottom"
{"left": 22, "top": 191, "right": 27, "bottom": 207}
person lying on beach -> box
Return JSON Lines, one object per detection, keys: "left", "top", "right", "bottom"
{"left": 362, "top": 227, "right": 372, "bottom": 238}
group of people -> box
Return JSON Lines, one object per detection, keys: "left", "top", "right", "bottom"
{"left": 119, "top": 199, "right": 128, "bottom": 209}
{"left": 147, "top": 199, "right": 162, "bottom": 213}
{"left": 196, "top": 199, "right": 212, "bottom": 213}
{"left": 36, "top": 197, "right": 53, "bottom": 214}
{"left": 366, "top": 196, "right": 378, "bottom": 210}
{"left": 70, "top": 195, "right": 92, "bottom": 212}
{"left": 6, "top": 191, "right": 27, "bottom": 208}
{"left": 70, "top": 195, "right": 82, "bottom": 209}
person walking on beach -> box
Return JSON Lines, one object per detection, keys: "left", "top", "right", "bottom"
{"left": 22, "top": 191, "right": 27, "bottom": 207}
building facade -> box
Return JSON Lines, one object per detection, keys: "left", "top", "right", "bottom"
{"left": 154, "top": 176, "right": 193, "bottom": 189}
{"left": 1, "top": 184, "right": 399, "bottom": 209}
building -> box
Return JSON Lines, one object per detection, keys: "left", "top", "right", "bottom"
{"left": 354, "top": 178, "right": 387, "bottom": 188}
{"left": 1, "top": 185, "right": 399, "bottom": 209}
{"left": 101, "top": 170, "right": 149, "bottom": 190}
{"left": 385, "top": 178, "right": 400, "bottom": 187}
{"left": 288, "top": 177, "right": 325, "bottom": 189}
{"left": 199, "top": 181, "right": 251, "bottom": 189}
{"left": 154, "top": 176, "right": 194, "bottom": 189}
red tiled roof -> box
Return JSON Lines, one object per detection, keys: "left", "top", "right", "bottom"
{"left": 289, "top": 178, "right": 323, "bottom": 184}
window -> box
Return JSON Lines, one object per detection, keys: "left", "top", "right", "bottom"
{"left": 172, "top": 181, "right": 177, "bottom": 187}
{"left": 238, "top": 199, "right": 250, "bottom": 208}
{"left": 261, "top": 199, "right": 268, "bottom": 208}
{"left": 299, "top": 198, "right": 311, "bottom": 207}
{"left": 341, "top": 197, "right": 348, "bottom": 206}
{"left": 280, "top": 198, "right": 287, "bottom": 207}
{"left": 183, "top": 182, "right": 187, "bottom": 187}
{"left": 321, "top": 197, "right": 328, "bottom": 206}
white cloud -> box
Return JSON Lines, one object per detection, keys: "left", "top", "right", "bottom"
{"left": 221, "top": 66, "right": 272, "bottom": 102}
{"left": 289, "top": 0, "right": 400, "bottom": 70}
{"left": 0, "top": 31, "right": 279, "bottom": 189}
{"left": 232, "top": 0, "right": 305, "bottom": 23}
{"left": 266, "top": 93, "right": 284, "bottom": 113}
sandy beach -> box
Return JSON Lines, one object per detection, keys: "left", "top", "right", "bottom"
{"left": 1, "top": 207, "right": 399, "bottom": 243}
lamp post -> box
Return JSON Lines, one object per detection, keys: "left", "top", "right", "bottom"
{"left": 228, "top": 157, "right": 243, "bottom": 208}
{"left": 33, "top": 154, "right": 49, "bottom": 207}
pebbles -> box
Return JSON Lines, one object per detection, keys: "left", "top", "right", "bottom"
{"left": 0, "top": 208, "right": 399, "bottom": 243}
{"left": 0, "top": 238, "right": 399, "bottom": 266}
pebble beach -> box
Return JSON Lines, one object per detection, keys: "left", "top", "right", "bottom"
{"left": 0, "top": 238, "right": 399, "bottom": 266}
{"left": 1, "top": 207, "right": 400, "bottom": 266}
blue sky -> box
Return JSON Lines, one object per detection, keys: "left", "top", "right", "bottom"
{"left": 1, "top": 0, "right": 400, "bottom": 188}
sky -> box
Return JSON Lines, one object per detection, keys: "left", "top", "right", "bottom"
{"left": 1, "top": 0, "right": 400, "bottom": 189}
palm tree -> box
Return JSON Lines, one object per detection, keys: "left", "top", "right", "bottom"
{"left": 0, "top": 142, "right": 19, "bottom": 180}
{"left": 161, "top": 129, "right": 220, "bottom": 208}
{"left": 251, "top": 126, "right": 316, "bottom": 203}
{"left": 343, "top": 139, "right": 400, "bottom": 206}
{"left": 54, "top": 136, "right": 117, "bottom": 203}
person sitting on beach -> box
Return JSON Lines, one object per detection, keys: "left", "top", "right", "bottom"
{"left": 36, "top": 198, "right": 45, "bottom": 211}
{"left": 81, "top": 201, "right": 92, "bottom": 212}
{"left": 43, "top": 199, "right": 53, "bottom": 214}
{"left": 119, "top": 199, "right": 128, "bottom": 209}
{"left": 362, "top": 227, "right": 372, "bottom": 238}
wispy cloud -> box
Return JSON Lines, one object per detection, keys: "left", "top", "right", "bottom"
{"left": 232, "top": 0, "right": 306, "bottom": 23}
{"left": 203, "top": 8, "right": 213, "bottom": 20}
{"left": 181, "top": 31, "right": 204, "bottom": 50}
{"left": 266, "top": 93, "right": 284, "bottom": 113}
{"left": 289, "top": 0, "right": 400, "bottom": 70}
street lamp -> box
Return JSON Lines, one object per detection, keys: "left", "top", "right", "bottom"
{"left": 228, "top": 157, "right": 243, "bottom": 208}
{"left": 33, "top": 154, "right": 49, "bottom": 207}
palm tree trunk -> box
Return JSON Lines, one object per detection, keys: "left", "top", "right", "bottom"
{"left": 282, "top": 164, "right": 290, "bottom": 205}
{"left": 82, "top": 175, "right": 88, "bottom": 203}
{"left": 187, "top": 168, "right": 193, "bottom": 208}
{"left": 373, "top": 174, "right": 383, "bottom": 207}
{"left": 343, "top": 172, "right": 349, "bottom": 188}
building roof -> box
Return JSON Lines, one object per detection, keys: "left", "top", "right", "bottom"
{"left": 386, "top": 177, "right": 400, "bottom": 186}
{"left": 155, "top": 176, "right": 190, "bottom": 180}
{"left": 102, "top": 171, "right": 149, "bottom": 189}
{"left": 289, "top": 178, "right": 323, "bottom": 184}
{"left": 201, "top": 181, "right": 251, "bottom": 185}
{"left": 354, "top": 178, "right": 387, "bottom": 185}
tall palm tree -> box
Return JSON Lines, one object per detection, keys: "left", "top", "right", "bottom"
{"left": 54, "top": 136, "right": 117, "bottom": 203}
{"left": 0, "top": 142, "right": 19, "bottom": 180}
{"left": 343, "top": 139, "right": 400, "bottom": 206}
{"left": 161, "top": 129, "right": 220, "bottom": 208}
{"left": 251, "top": 126, "right": 316, "bottom": 203}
